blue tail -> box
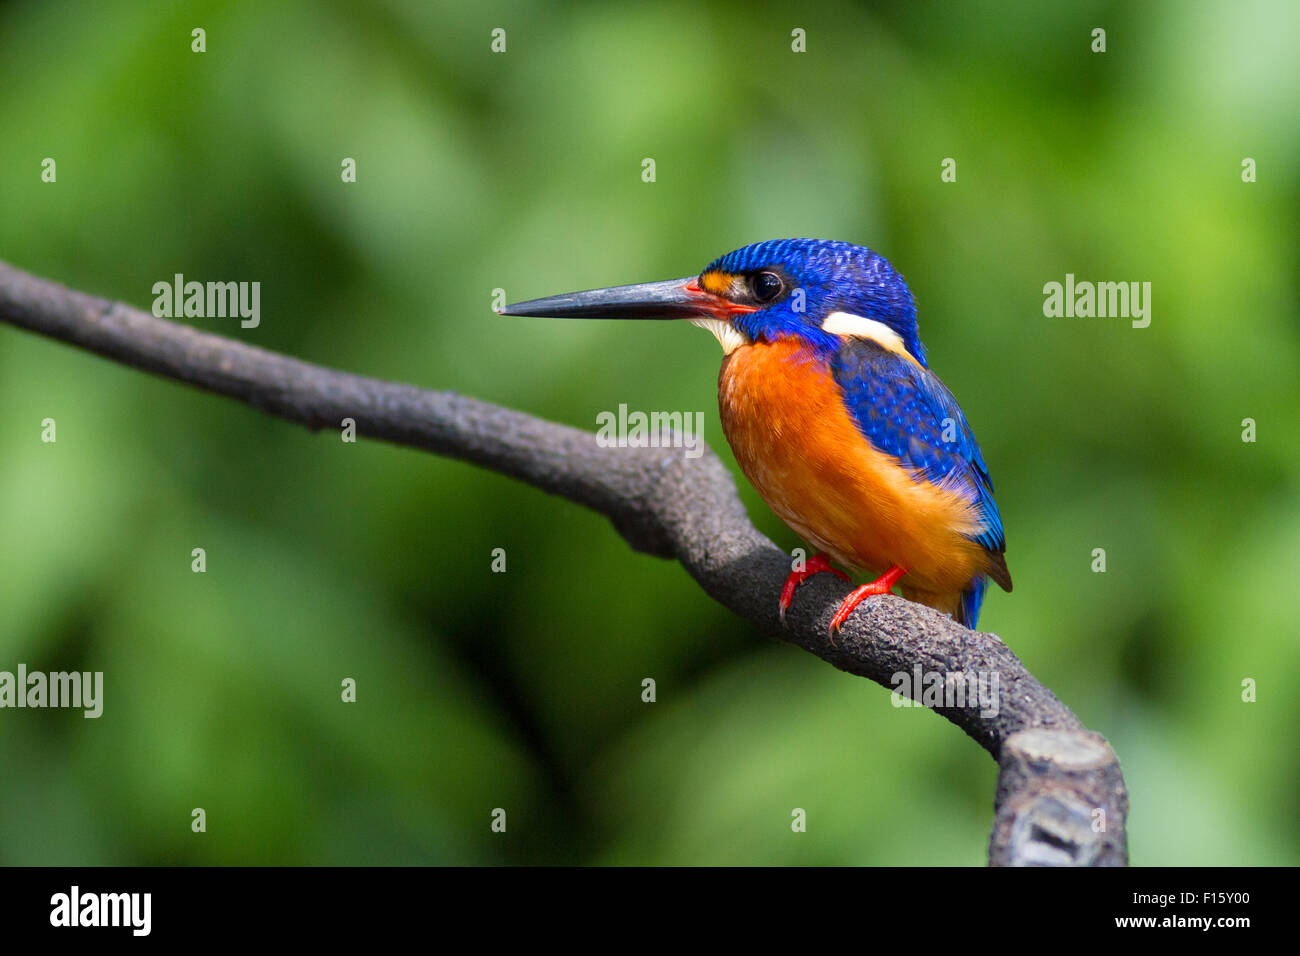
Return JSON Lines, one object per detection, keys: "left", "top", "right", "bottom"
{"left": 958, "top": 576, "right": 988, "bottom": 630}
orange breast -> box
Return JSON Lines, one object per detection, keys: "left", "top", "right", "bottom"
{"left": 717, "top": 338, "right": 991, "bottom": 602}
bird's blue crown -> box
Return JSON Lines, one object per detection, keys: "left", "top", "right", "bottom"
{"left": 702, "top": 238, "right": 926, "bottom": 365}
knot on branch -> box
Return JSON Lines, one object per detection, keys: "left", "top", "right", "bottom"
{"left": 990, "top": 729, "right": 1129, "bottom": 866}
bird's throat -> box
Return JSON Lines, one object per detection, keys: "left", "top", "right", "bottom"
{"left": 690, "top": 316, "right": 750, "bottom": 355}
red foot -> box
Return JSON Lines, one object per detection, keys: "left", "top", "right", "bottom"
{"left": 779, "top": 552, "right": 850, "bottom": 624}
{"left": 828, "top": 566, "right": 907, "bottom": 637}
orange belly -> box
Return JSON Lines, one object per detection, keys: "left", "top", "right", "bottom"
{"left": 718, "top": 338, "right": 991, "bottom": 611}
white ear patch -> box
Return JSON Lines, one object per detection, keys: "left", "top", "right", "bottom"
{"left": 690, "top": 317, "right": 750, "bottom": 355}
{"left": 821, "top": 311, "right": 908, "bottom": 354}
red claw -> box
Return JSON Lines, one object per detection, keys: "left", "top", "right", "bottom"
{"left": 779, "top": 552, "right": 850, "bottom": 624}
{"left": 828, "top": 566, "right": 907, "bottom": 637}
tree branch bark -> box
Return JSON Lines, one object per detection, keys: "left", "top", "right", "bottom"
{"left": 0, "top": 260, "right": 1128, "bottom": 865}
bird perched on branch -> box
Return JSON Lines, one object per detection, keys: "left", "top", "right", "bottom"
{"left": 500, "top": 239, "right": 1011, "bottom": 633}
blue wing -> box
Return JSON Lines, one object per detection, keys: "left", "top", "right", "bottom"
{"left": 830, "top": 337, "right": 1009, "bottom": 573}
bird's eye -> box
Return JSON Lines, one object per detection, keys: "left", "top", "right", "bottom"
{"left": 750, "top": 271, "right": 783, "bottom": 303}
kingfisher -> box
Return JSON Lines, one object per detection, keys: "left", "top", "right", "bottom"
{"left": 499, "top": 239, "right": 1011, "bottom": 633}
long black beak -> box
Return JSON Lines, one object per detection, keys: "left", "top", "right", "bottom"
{"left": 498, "top": 277, "right": 709, "bottom": 320}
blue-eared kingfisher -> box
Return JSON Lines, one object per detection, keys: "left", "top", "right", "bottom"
{"left": 500, "top": 239, "right": 1012, "bottom": 632}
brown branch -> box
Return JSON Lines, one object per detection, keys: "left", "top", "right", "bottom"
{"left": 0, "top": 259, "right": 1128, "bottom": 866}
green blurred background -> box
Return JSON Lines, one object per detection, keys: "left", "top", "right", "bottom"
{"left": 1, "top": 0, "right": 1296, "bottom": 865}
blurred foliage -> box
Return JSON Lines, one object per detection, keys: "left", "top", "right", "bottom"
{"left": 0, "top": 0, "right": 1297, "bottom": 865}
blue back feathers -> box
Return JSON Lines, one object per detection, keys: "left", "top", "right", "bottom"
{"left": 832, "top": 338, "right": 1006, "bottom": 559}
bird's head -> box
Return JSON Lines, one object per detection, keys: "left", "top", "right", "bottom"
{"left": 500, "top": 238, "right": 926, "bottom": 366}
